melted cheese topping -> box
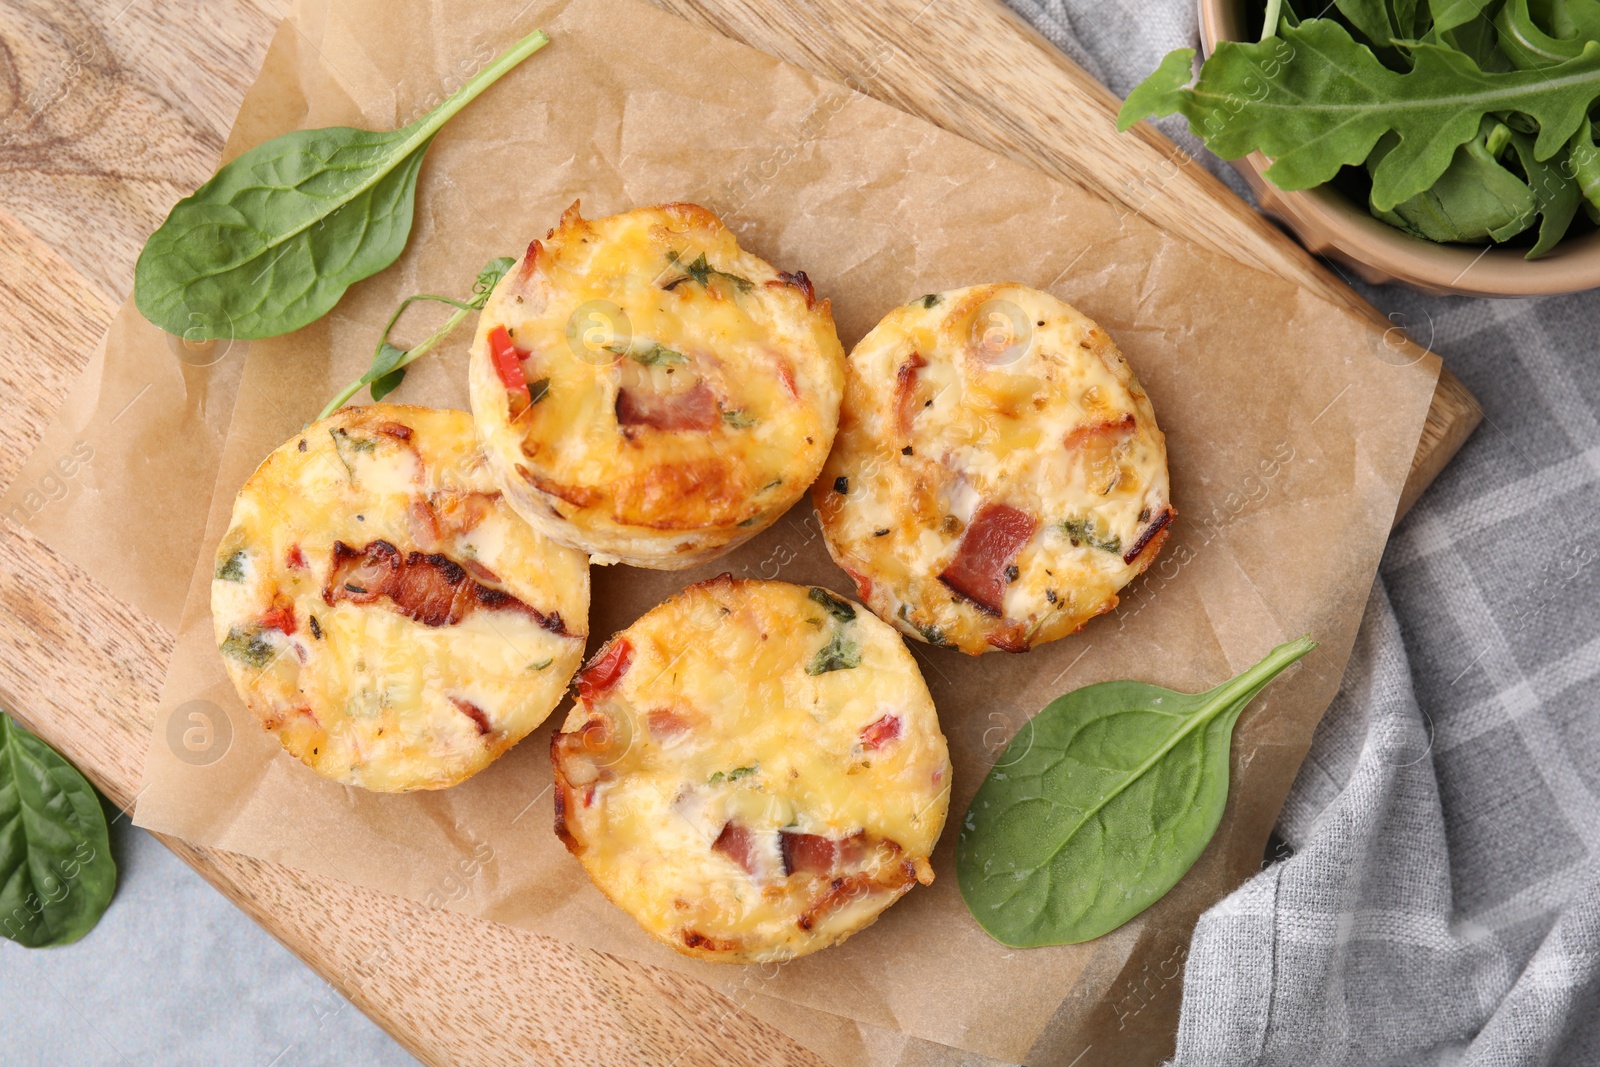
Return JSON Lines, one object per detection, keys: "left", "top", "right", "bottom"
{"left": 553, "top": 577, "right": 950, "bottom": 963}
{"left": 814, "top": 284, "right": 1172, "bottom": 655}
{"left": 470, "top": 202, "right": 845, "bottom": 569}
{"left": 210, "top": 405, "right": 590, "bottom": 792}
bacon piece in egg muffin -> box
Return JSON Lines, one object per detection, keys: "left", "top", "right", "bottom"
{"left": 469, "top": 202, "right": 845, "bottom": 569}
{"left": 551, "top": 576, "right": 950, "bottom": 963}
{"left": 814, "top": 284, "right": 1173, "bottom": 655}
{"left": 210, "top": 405, "right": 590, "bottom": 792}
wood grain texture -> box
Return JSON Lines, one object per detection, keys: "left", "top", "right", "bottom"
{"left": 0, "top": 0, "right": 1480, "bottom": 1064}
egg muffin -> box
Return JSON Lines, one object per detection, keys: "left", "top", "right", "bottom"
{"left": 468, "top": 202, "right": 845, "bottom": 569}
{"left": 814, "top": 284, "right": 1173, "bottom": 656}
{"left": 210, "top": 405, "right": 590, "bottom": 792}
{"left": 551, "top": 576, "right": 950, "bottom": 963}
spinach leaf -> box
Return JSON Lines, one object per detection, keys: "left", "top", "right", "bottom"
{"left": 808, "top": 587, "right": 857, "bottom": 622}
{"left": 319, "top": 255, "right": 515, "bottom": 419}
{"left": 135, "top": 32, "right": 548, "bottom": 342}
{"left": 664, "top": 252, "right": 753, "bottom": 292}
{"left": 214, "top": 549, "right": 247, "bottom": 582}
{"left": 0, "top": 713, "right": 117, "bottom": 947}
{"left": 958, "top": 637, "right": 1315, "bottom": 947}
{"left": 608, "top": 341, "right": 687, "bottom": 366}
{"left": 221, "top": 626, "right": 276, "bottom": 670}
{"left": 1118, "top": 19, "right": 1600, "bottom": 212}
{"left": 807, "top": 632, "right": 862, "bottom": 675}
{"left": 1060, "top": 517, "right": 1122, "bottom": 555}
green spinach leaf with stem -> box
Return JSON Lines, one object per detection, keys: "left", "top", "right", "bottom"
{"left": 135, "top": 30, "right": 549, "bottom": 342}
{"left": 319, "top": 255, "right": 515, "bottom": 419}
{"left": 958, "top": 637, "right": 1316, "bottom": 947}
{"left": 0, "top": 712, "right": 117, "bottom": 947}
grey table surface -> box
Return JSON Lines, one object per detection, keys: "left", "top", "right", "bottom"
{"left": 0, "top": 815, "right": 415, "bottom": 1066}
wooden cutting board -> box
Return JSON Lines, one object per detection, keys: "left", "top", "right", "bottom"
{"left": 0, "top": 0, "right": 1479, "bottom": 1064}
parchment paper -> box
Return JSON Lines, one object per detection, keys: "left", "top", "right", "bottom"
{"left": 15, "top": 0, "right": 1440, "bottom": 1061}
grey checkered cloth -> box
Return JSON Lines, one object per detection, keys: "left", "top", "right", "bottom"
{"left": 1003, "top": 2, "right": 1600, "bottom": 1064}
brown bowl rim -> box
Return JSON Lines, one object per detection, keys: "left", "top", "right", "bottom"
{"left": 1196, "top": 0, "right": 1600, "bottom": 297}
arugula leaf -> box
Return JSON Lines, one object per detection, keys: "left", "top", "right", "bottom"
{"left": 1429, "top": 0, "right": 1485, "bottom": 35}
{"left": 1334, "top": 0, "right": 1400, "bottom": 47}
{"left": 0, "top": 713, "right": 117, "bottom": 947}
{"left": 1509, "top": 128, "right": 1582, "bottom": 255}
{"left": 957, "top": 638, "right": 1315, "bottom": 947}
{"left": 319, "top": 255, "right": 515, "bottom": 419}
{"left": 1116, "top": 49, "right": 1195, "bottom": 131}
{"left": 1441, "top": 10, "right": 1519, "bottom": 73}
{"left": 1496, "top": 0, "right": 1600, "bottom": 68}
{"left": 1571, "top": 116, "right": 1600, "bottom": 215}
{"left": 1368, "top": 121, "right": 1539, "bottom": 243}
{"left": 1120, "top": 19, "right": 1600, "bottom": 211}
{"left": 135, "top": 32, "right": 548, "bottom": 342}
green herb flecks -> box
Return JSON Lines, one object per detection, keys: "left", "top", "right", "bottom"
{"left": 215, "top": 550, "right": 247, "bottom": 582}
{"left": 0, "top": 712, "right": 117, "bottom": 947}
{"left": 528, "top": 658, "right": 554, "bottom": 671}
{"left": 665, "top": 251, "right": 753, "bottom": 292}
{"left": 958, "top": 637, "right": 1316, "bottom": 947}
{"left": 807, "top": 631, "right": 862, "bottom": 675}
{"left": 320, "top": 255, "right": 516, "bottom": 419}
{"left": 135, "top": 31, "right": 550, "bottom": 340}
{"left": 722, "top": 408, "right": 757, "bottom": 429}
{"left": 898, "top": 603, "right": 951, "bottom": 647}
{"left": 607, "top": 340, "right": 687, "bottom": 366}
{"left": 709, "top": 765, "right": 758, "bottom": 785}
{"left": 808, "top": 587, "right": 857, "bottom": 622}
{"left": 1060, "top": 517, "right": 1122, "bottom": 555}
{"left": 328, "top": 426, "right": 373, "bottom": 480}
{"left": 220, "top": 626, "right": 276, "bottom": 671}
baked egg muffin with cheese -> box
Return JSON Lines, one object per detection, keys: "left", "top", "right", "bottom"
{"left": 210, "top": 405, "right": 590, "bottom": 792}
{"left": 469, "top": 202, "right": 845, "bottom": 569}
{"left": 551, "top": 576, "right": 950, "bottom": 963}
{"left": 814, "top": 284, "right": 1173, "bottom": 656}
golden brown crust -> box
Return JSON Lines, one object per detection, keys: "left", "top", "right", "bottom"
{"left": 469, "top": 203, "right": 845, "bottom": 568}
{"left": 815, "top": 284, "right": 1173, "bottom": 655}
{"left": 210, "top": 405, "right": 590, "bottom": 792}
{"left": 552, "top": 578, "right": 950, "bottom": 963}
